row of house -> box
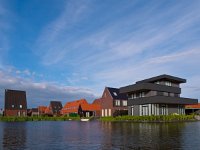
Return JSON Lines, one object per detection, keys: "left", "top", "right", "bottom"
{"left": 3, "top": 74, "right": 200, "bottom": 117}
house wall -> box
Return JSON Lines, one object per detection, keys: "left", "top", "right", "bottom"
{"left": 101, "top": 88, "right": 128, "bottom": 117}
{"left": 167, "top": 104, "right": 179, "bottom": 114}
{"left": 128, "top": 105, "right": 139, "bottom": 116}
{"left": 5, "top": 110, "right": 27, "bottom": 116}
{"left": 32, "top": 112, "right": 39, "bottom": 116}
{"left": 101, "top": 88, "right": 114, "bottom": 117}
{"left": 128, "top": 104, "right": 183, "bottom": 116}
{"left": 156, "top": 81, "right": 180, "bottom": 87}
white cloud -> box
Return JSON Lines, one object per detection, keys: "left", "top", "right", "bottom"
{"left": 0, "top": 70, "right": 97, "bottom": 108}
{"left": 34, "top": 0, "right": 91, "bottom": 65}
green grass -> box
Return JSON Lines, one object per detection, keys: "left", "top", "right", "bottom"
{"left": 0, "top": 116, "right": 81, "bottom": 122}
{"left": 0, "top": 115, "right": 197, "bottom": 122}
{"left": 100, "top": 114, "right": 196, "bottom": 122}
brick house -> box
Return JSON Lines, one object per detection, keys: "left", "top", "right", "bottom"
{"left": 100, "top": 87, "right": 128, "bottom": 117}
{"left": 4, "top": 89, "right": 27, "bottom": 116}
{"left": 92, "top": 99, "right": 102, "bottom": 117}
{"left": 61, "top": 99, "right": 101, "bottom": 117}
{"left": 61, "top": 99, "right": 87, "bottom": 116}
{"left": 38, "top": 106, "right": 47, "bottom": 115}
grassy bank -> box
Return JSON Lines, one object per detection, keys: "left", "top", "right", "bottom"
{"left": 0, "top": 116, "right": 81, "bottom": 122}
{"left": 100, "top": 115, "right": 196, "bottom": 122}
{"left": 0, "top": 115, "right": 197, "bottom": 122}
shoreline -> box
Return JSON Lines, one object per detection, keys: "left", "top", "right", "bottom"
{"left": 0, "top": 115, "right": 199, "bottom": 122}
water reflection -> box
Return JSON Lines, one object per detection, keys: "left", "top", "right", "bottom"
{"left": 100, "top": 122, "right": 185, "bottom": 149}
{"left": 3, "top": 122, "right": 27, "bottom": 150}
{"left": 0, "top": 121, "right": 199, "bottom": 150}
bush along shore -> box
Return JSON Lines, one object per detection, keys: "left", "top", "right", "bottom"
{"left": 0, "top": 115, "right": 198, "bottom": 122}
{"left": 100, "top": 114, "right": 198, "bottom": 122}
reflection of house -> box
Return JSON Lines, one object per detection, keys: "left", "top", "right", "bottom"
{"left": 185, "top": 103, "right": 200, "bottom": 115}
{"left": 4, "top": 89, "right": 27, "bottom": 116}
{"left": 45, "top": 101, "right": 63, "bottom": 116}
{"left": 38, "top": 106, "right": 47, "bottom": 115}
{"left": 100, "top": 87, "right": 128, "bottom": 117}
{"left": 61, "top": 99, "right": 101, "bottom": 117}
{"left": 120, "top": 75, "right": 198, "bottom": 116}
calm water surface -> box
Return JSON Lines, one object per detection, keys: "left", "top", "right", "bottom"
{"left": 0, "top": 121, "right": 200, "bottom": 150}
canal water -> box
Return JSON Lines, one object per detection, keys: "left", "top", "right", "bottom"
{"left": 0, "top": 121, "right": 200, "bottom": 150}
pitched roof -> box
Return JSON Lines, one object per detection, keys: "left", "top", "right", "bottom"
{"left": 45, "top": 107, "right": 51, "bottom": 114}
{"left": 81, "top": 103, "right": 101, "bottom": 111}
{"left": 38, "top": 106, "right": 47, "bottom": 112}
{"left": 136, "top": 74, "right": 186, "bottom": 84}
{"left": 185, "top": 103, "right": 200, "bottom": 109}
{"left": 61, "top": 99, "right": 88, "bottom": 114}
{"left": 4, "top": 89, "right": 27, "bottom": 110}
{"left": 107, "top": 87, "right": 127, "bottom": 100}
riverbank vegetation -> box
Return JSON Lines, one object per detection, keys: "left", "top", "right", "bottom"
{"left": 0, "top": 114, "right": 198, "bottom": 122}
{"left": 100, "top": 114, "right": 197, "bottom": 122}
{"left": 0, "top": 116, "right": 81, "bottom": 122}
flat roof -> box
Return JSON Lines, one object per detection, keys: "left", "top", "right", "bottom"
{"left": 136, "top": 74, "right": 186, "bottom": 84}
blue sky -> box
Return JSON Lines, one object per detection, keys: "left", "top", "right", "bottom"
{"left": 0, "top": 0, "right": 200, "bottom": 107}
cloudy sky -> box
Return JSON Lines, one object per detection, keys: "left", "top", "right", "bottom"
{"left": 0, "top": 0, "right": 200, "bottom": 108}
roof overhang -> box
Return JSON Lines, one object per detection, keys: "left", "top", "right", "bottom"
{"left": 136, "top": 74, "right": 186, "bottom": 84}
{"left": 128, "top": 96, "right": 198, "bottom": 105}
{"left": 120, "top": 83, "right": 181, "bottom": 94}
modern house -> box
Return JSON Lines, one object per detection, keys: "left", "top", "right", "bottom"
{"left": 45, "top": 101, "right": 63, "bottom": 116}
{"left": 4, "top": 89, "right": 27, "bottom": 116}
{"left": 185, "top": 103, "right": 200, "bottom": 115}
{"left": 120, "top": 75, "right": 198, "bottom": 116}
{"left": 100, "top": 87, "right": 128, "bottom": 117}
{"left": 61, "top": 99, "right": 101, "bottom": 117}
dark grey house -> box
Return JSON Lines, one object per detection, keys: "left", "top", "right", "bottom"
{"left": 120, "top": 75, "right": 198, "bottom": 116}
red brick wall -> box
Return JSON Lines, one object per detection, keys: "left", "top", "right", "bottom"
{"left": 5, "top": 110, "right": 27, "bottom": 116}
{"left": 100, "top": 87, "right": 128, "bottom": 117}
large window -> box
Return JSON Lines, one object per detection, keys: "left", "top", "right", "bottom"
{"left": 115, "top": 100, "right": 120, "bottom": 106}
{"left": 161, "top": 104, "right": 168, "bottom": 115}
{"left": 139, "top": 92, "right": 145, "bottom": 98}
{"left": 141, "top": 105, "right": 148, "bottom": 116}
{"left": 178, "top": 105, "right": 185, "bottom": 115}
{"left": 165, "top": 81, "right": 172, "bottom": 86}
{"left": 155, "top": 81, "right": 160, "bottom": 84}
{"left": 122, "top": 100, "right": 127, "bottom": 106}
